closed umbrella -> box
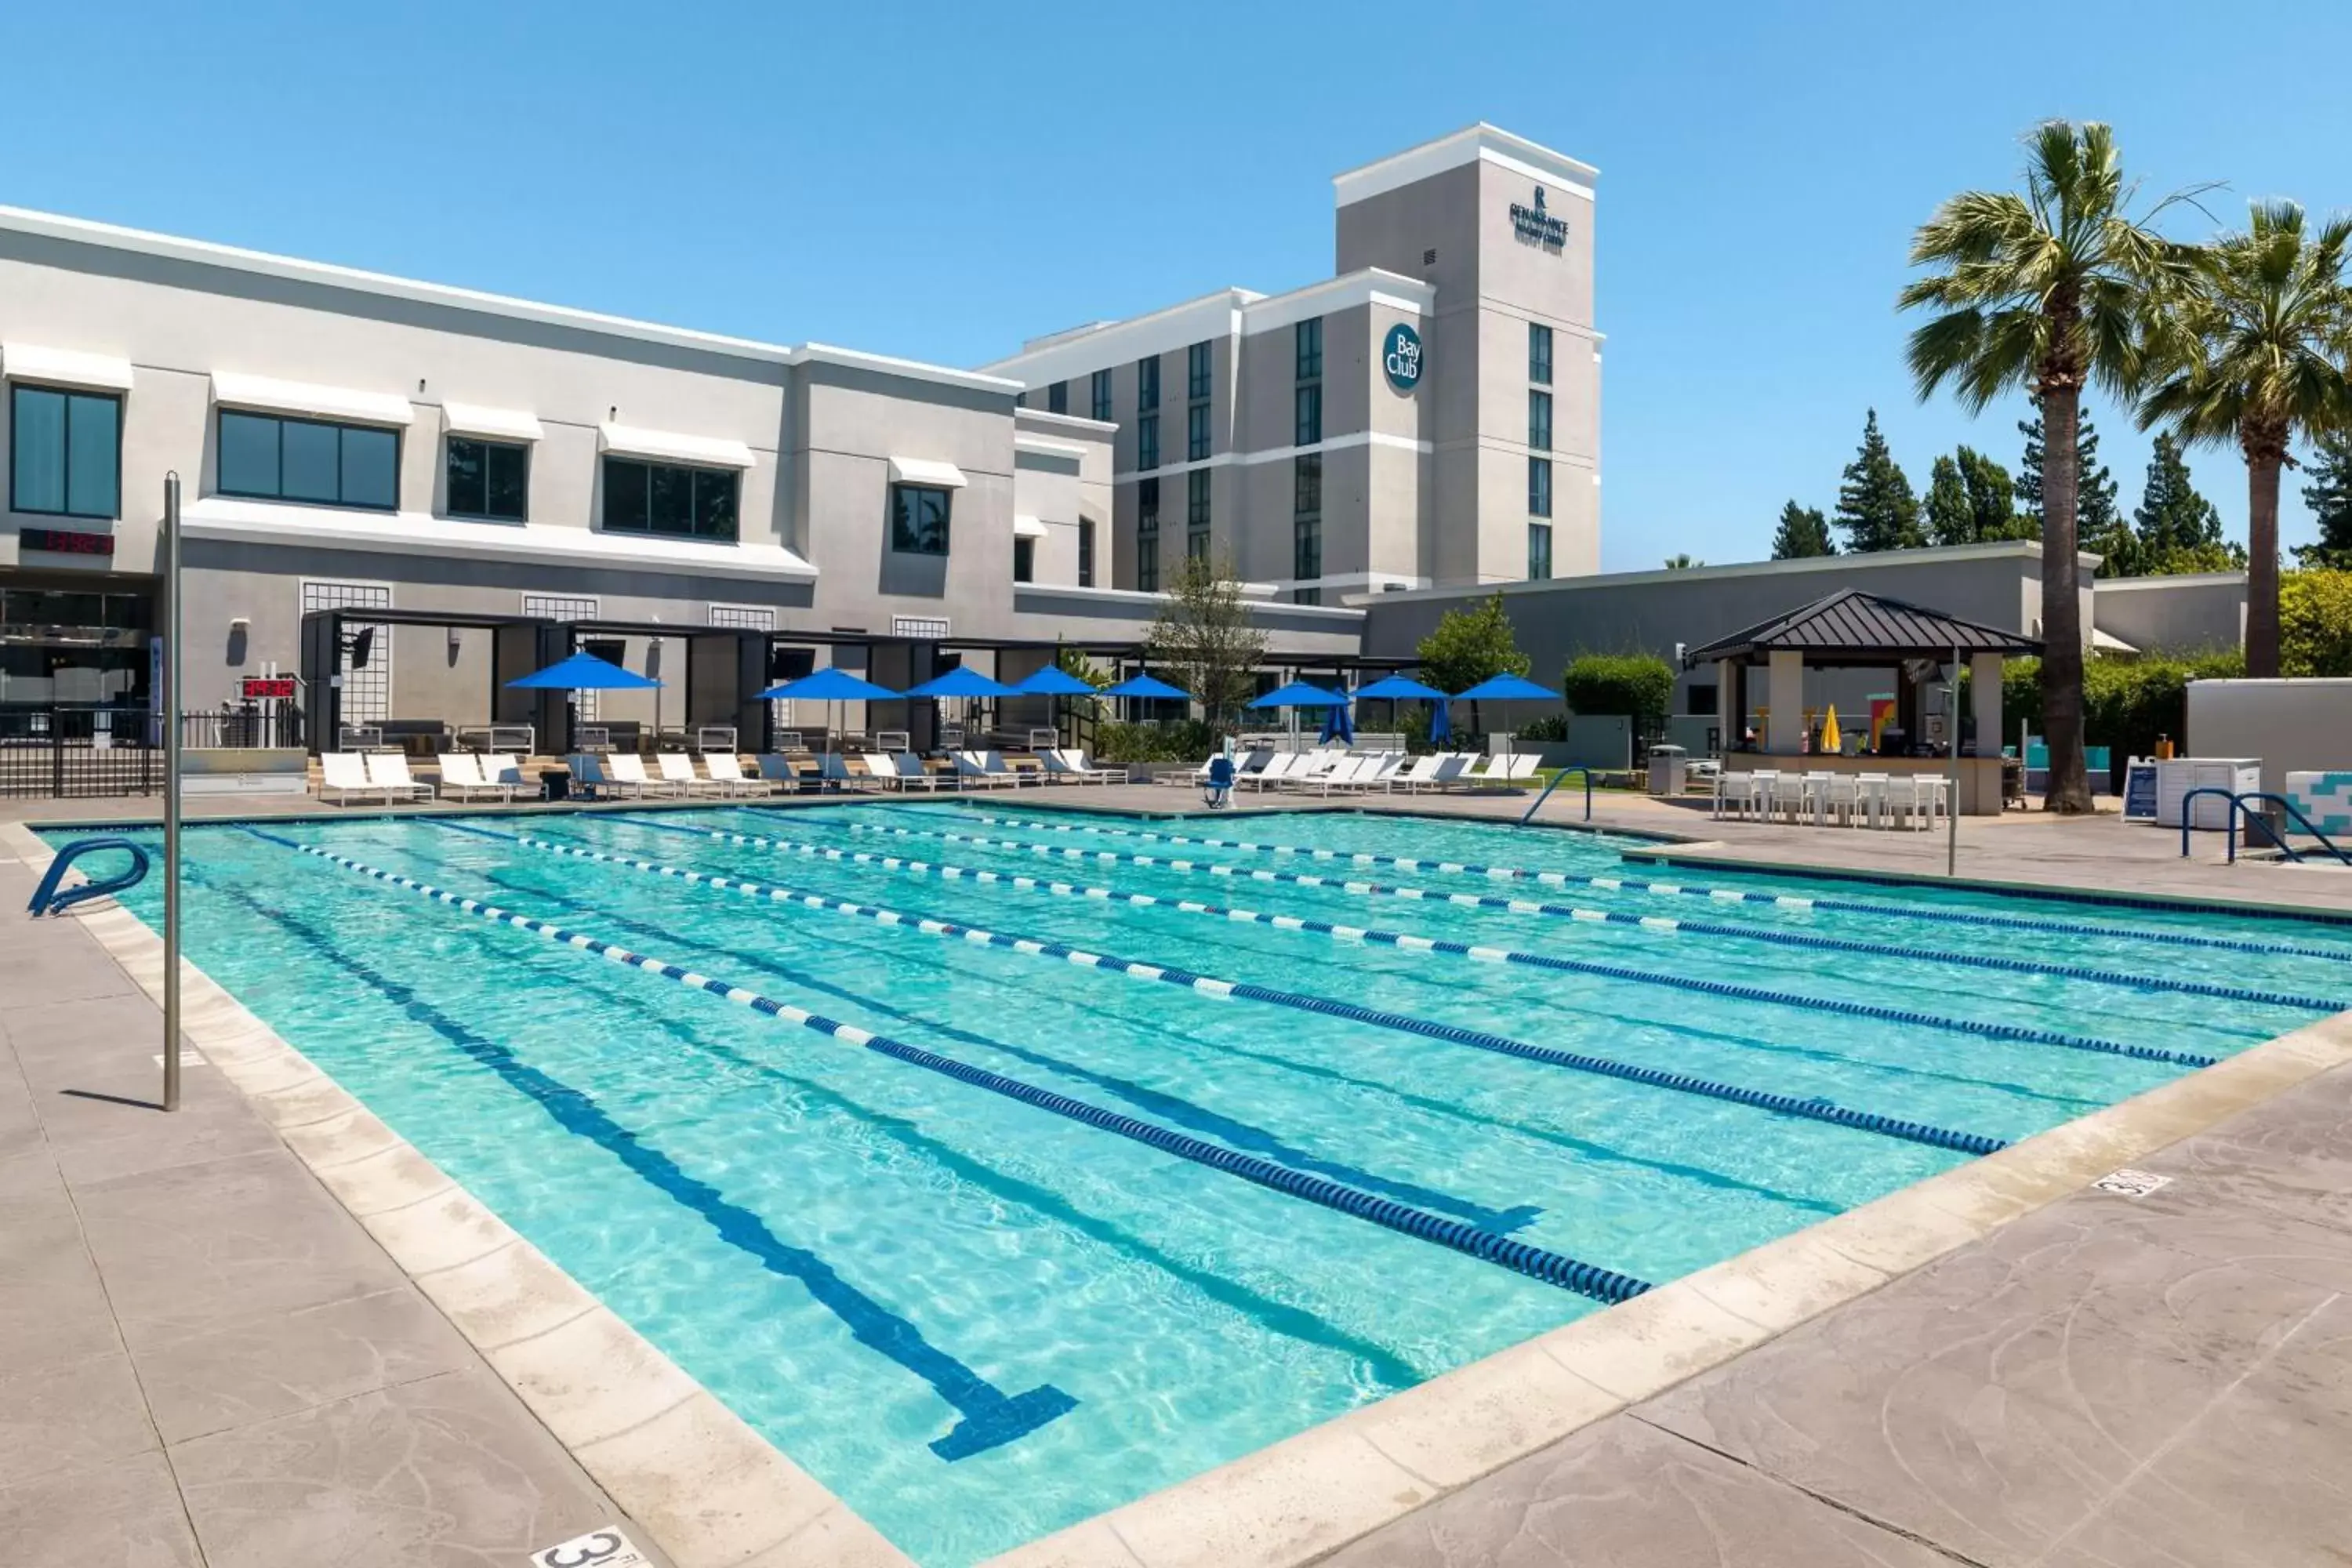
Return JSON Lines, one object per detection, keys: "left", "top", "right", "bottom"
{"left": 1317, "top": 698, "right": 1355, "bottom": 745}
{"left": 754, "top": 666, "right": 903, "bottom": 755}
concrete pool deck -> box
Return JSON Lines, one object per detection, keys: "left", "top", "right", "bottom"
{"left": 7, "top": 787, "right": 2352, "bottom": 1566}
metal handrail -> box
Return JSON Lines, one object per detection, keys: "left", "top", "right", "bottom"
{"left": 1521, "top": 764, "right": 1594, "bottom": 824}
{"left": 27, "top": 833, "right": 151, "bottom": 917}
{"left": 2178, "top": 787, "right": 2352, "bottom": 866}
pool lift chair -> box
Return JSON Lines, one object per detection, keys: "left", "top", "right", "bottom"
{"left": 1203, "top": 752, "right": 1236, "bottom": 809}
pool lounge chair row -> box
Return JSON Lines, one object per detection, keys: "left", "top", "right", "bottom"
{"left": 564, "top": 747, "right": 1132, "bottom": 800}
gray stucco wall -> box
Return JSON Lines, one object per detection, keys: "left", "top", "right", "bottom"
{"left": 2092, "top": 573, "right": 2246, "bottom": 655}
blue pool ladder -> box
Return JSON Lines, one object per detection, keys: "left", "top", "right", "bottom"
{"left": 27, "top": 837, "right": 151, "bottom": 916}
{"left": 1519, "top": 765, "right": 1593, "bottom": 824}
{"left": 2180, "top": 788, "right": 2352, "bottom": 866}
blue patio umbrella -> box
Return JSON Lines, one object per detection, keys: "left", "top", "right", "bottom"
{"left": 1451, "top": 673, "right": 1556, "bottom": 753}
{"left": 904, "top": 666, "right": 1020, "bottom": 699}
{"left": 1013, "top": 666, "right": 1100, "bottom": 696}
{"left": 754, "top": 666, "right": 904, "bottom": 754}
{"left": 1102, "top": 673, "right": 1189, "bottom": 700}
{"left": 1246, "top": 682, "right": 1348, "bottom": 709}
{"left": 1317, "top": 699, "right": 1356, "bottom": 745}
{"left": 1353, "top": 673, "right": 1446, "bottom": 739}
{"left": 506, "top": 651, "right": 661, "bottom": 691}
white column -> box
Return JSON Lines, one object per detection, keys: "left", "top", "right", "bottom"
{"left": 1766, "top": 650, "right": 1805, "bottom": 754}
{"left": 1715, "top": 661, "right": 1737, "bottom": 753}
{"left": 1969, "top": 653, "right": 2003, "bottom": 756}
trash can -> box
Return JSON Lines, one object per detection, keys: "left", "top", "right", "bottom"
{"left": 1647, "top": 744, "right": 1687, "bottom": 796}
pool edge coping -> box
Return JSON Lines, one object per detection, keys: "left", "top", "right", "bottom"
{"left": 0, "top": 818, "right": 917, "bottom": 1568}
{"left": 975, "top": 1011, "right": 2352, "bottom": 1568}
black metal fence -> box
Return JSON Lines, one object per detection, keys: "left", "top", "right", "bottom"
{"left": 0, "top": 705, "right": 307, "bottom": 798}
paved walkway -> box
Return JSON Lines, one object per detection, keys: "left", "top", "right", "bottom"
{"left": 1323, "top": 1056, "right": 2352, "bottom": 1567}
{"left": 0, "top": 849, "right": 668, "bottom": 1567}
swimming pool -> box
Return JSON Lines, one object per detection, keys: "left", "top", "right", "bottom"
{"left": 61, "top": 801, "right": 2352, "bottom": 1566}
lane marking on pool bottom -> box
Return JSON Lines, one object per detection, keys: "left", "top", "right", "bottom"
{"left": 260, "top": 833, "right": 1651, "bottom": 1305}
{"left": 512, "top": 824, "right": 2018, "bottom": 1157}
{"left": 793, "top": 818, "right": 2345, "bottom": 1018}
{"left": 912, "top": 807, "right": 2352, "bottom": 966}
{"left": 606, "top": 818, "right": 2206, "bottom": 1073}
{"left": 204, "top": 850, "right": 1073, "bottom": 1461}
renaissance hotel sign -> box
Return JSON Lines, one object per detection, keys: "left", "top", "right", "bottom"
{"left": 1511, "top": 185, "right": 1570, "bottom": 252}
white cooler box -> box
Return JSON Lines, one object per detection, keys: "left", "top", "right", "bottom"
{"left": 2154, "top": 757, "right": 2261, "bottom": 829}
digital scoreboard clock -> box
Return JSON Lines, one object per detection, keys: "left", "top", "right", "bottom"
{"left": 18, "top": 527, "right": 115, "bottom": 557}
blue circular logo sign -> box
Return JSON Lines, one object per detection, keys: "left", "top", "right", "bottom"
{"left": 1382, "top": 322, "right": 1424, "bottom": 394}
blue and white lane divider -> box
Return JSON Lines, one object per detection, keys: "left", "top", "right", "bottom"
{"left": 802, "top": 818, "right": 2347, "bottom": 1018}
{"left": 614, "top": 819, "right": 2210, "bottom": 1073}
{"left": 205, "top": 852, "right": 1073, "bottom": 1461}
{"left": 513, "top": 826, "right": 2016, "bottom": 1157}
{"left": 920, "top": 808, "right": 2352, "bottom": 966}
{"left": 262, "top": 834, "right": 1651, "bottom": 1306}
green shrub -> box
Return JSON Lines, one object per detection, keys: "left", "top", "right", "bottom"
{"left": 2282, "top": 570, "right": 2352, "bottom": 677}
{"left": 2001, "top": 646, "right": 2245, "bottom": 781}
{"left": 1561, "top": 652, "right": 1675, "bottom": 728}
{"left": 1089, "top": 719, "right": 1218, "bottom": 764}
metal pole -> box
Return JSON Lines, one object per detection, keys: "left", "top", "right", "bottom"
{"left": 163, "top": 473, "right": 183, "bottom": 1111}
{"left": 1947, "top": 642, "right": 1962, "bottom": 879}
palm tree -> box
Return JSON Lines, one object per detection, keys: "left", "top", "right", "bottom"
{"left": 2139, "top": 201, "right": 2352, "bottom": 677}
{"left": 1899, "top": 122, "right": 2205, "bottom": 812}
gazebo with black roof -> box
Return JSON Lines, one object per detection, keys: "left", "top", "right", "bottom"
{"left": 1681, "top": 587, "right": 2042, "bottom": 814}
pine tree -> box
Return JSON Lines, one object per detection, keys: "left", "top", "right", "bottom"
{"left": 1833, "top": 409, "right": 1922, "bottom": 552}
{"left": 1924, "top": 456, "right": 1971, "bottom": 546}
{"left": 2020, "top": 406, "right": 2124, "bottom": 571}
{"left": 1769, "top": 500, "right": 1835, "bottom": 559}
{"left": 2298, "top": 430, "right": 2352, "bottom": 569}
{"left": 2132, "top": 433, "right": 2246, "bottom": 575}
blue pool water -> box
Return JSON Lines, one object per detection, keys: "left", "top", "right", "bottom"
{"left": 62, "top": 802, "right": 2352, "bottom": 1565}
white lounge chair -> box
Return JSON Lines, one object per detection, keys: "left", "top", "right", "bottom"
{"left": 656, "top": 752, "right": 729, "bottom": 798}
{"left": 893, "top": 752, "right": 954, "bottom": 792}
{"left": 319, "top": 752, "right": 382, "bottom": 806}
{"left": 1338, "top": 753, "right": 1406, "bottom": 793}
{"left": 1063, "top": 749, "right": 1129, "bottom": 784}
{"left": 951, "top": 752, "right": 1000, "bottom": 789}
{"left": 1042, "top": 749, "right": 1116, "bottom": 785}
{"left": 699, "top": 753, "right": 769, "bottom": 797}
{"left": 1296, "top": 755, "right": 1378, "bottom": 795}
{"left": 1277, "top": 750, "right": 1345, "bottom": 792}
{"left": 437, "top": 753, "right": 514, "bottom": 803}
{"left": 1385, "top": 754, "right": 1445, "bottom": 793}
{"left": 1242, "top": 752, "right": 1303, "bottom": 791}
{"left": 365, "top": 751, "right": 434, "bottom": 802}
{"left": 606, "top": 753, "right": 680, "bottom": 798}
{"left": 484, "top": 753, "right": 530, "bottom": 800}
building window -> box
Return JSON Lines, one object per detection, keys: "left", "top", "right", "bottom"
{"left": 1294, "top": 517, "right": 1321, "bottom": 584}
{"left": 1136, "top": 412, "right": 1160, "bottom": 471}
{"left": 1078, "top": 518, "right": 1096, "bottom": 587}
{"left": 1294, "top": 383, "right": 1323, "bottom": 447}
{"left": 1186, "top": 468, "right": 1210, "bottom": 560}
{"left": 1528, "top": 522, "right": 1553, "bottom": 580}
{"left": 886, "top": 482, "right": 953, "bottom": 555}
{"left": 1186, "top": 341, "right": 1211, "bottom": 402}
{"left": 1527, "top": 390, "right": 1552, "bottom": 453}
{"left": 1186, "top": 402, "right": 1210, "bottom": 462}
{"left": 1529, "top": 322, "right": 1554, "bottom": 385}
{"left": 1136, "top": 492, "right": 1160, "bottom": 593}
{"left": 1013, "top": 536, "right": 1036, "bottom": 583}
{"left": 1528, "top": 456, "right": 1553, "bottom": 517}
{"left": 1137, "top": 355, "right": 1160, "bottom": 412}
{"left": 445, "top": 437, "right": 528, "bottom": 521}
{"left": 218, "top": 410, "right": 398, "bottom": 511}
{"left": 601, "top": 456, "right": 739, "bottom": 540}
{"left": 9, "top": 384, "right": 120, "bottom": 519}
{"left": 1293, "top": 452, "right": 1322, "bottom": 517}
{"left": 1047, "top": 380, "right": 1068, "bottom": 416}
{"left": 1293, "top": 586, "right": 1322, "bottom": 606}
{"left": 1295, "top": 318, "right": 1323, "bottom": 381}
{"left": 1091, "top": 369, "right": 1112, "bottom": 423}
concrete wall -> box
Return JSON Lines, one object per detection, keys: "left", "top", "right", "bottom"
{"left": 2185, "top": 678, "right": 2352, "bottom": 796}
{"left": 2094, "top": 572, "right": 2246, "bottom": 655}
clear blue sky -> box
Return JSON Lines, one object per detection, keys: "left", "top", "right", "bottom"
{"left": 5, "top": 0, "right": 2346, "bottom": 572}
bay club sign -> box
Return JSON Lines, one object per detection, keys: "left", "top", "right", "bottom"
{"left": 1510, "top": 185, "right": 1570, "bottom": 252}
{"left": 1381, "top": 322, "right": 1424, "bottom": 394}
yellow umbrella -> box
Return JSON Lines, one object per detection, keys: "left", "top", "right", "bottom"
{"left": 1820, "top": 704, "right": 1843, "bottom": 754}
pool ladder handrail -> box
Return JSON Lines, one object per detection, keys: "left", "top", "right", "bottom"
{"left": 1519, "top": 764, "right": 1594, "bottom": 825}
{"left": 27, "top": 837, "right": 151, "bottom": 916}
{"left": 2178, "top": 787, "right": 2352, "bottom": 866}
